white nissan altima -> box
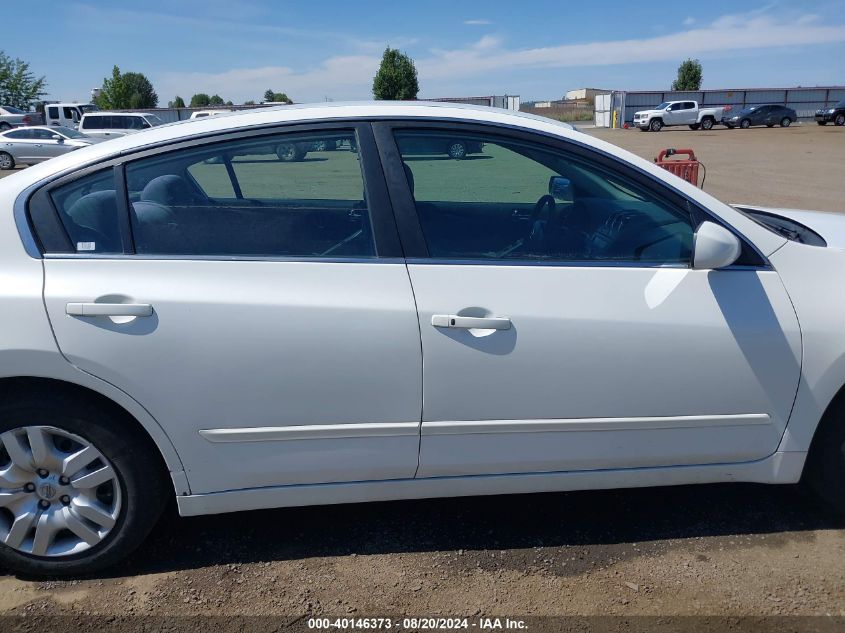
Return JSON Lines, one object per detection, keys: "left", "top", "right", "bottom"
{"left": 0, "top": 102, "right": 843, "bottom": 576}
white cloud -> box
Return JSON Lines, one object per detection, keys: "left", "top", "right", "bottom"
{"left": 154, "top": 11, "right": 845, "bottom": 102}
{"left": 464, "top": 19, "right": 492, "bottom": 25}
{"left": 683, "top": 17, "right": 696, "bottom": 26}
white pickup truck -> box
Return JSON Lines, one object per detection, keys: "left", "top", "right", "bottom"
{"left": 633, "top": 100, "right": 726, "bottom": 132}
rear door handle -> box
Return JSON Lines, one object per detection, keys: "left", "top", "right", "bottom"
{"left": 431, "top": 315, "right": 511, "bottom": 330}
{"left": 66, "top": 303, "right": 153, "bottom": 317}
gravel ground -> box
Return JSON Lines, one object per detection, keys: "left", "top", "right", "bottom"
{"left": 1, "top": 120, "right": 844, "bottom": 629}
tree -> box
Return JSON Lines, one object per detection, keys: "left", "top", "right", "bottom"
{"left": 209, "top": 94, "right": 225, "bottom": 106}
{"left": 94, "top": 66, "right": 157, "bottom": 109}
{"left": 190, "top": 93, "right": 211, "bottom": 107}
{"left": 244, "top": 100, "right": 256, "bottom": 106}
{"left": 372, "top": 47, "right": 419, "bottom": 100}
{"left": 672, "top": 59, "right": 703, "bottom": 91}
{"left": 94, "top": 66, "right": 131, "bottom": 110}
{"left": 262, "top": 90, "right": 292, "bottom": 104}
{"left": 123, "top": 72, "right": 158, "bottom": 108}
{"left": 0, "top": 51, "right": 47, "bottom": 109}
{"left": 169, "top": 96, "right": 186, "bottom": 108}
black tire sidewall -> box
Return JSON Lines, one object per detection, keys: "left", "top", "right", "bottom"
{"left": 0, "top": 400, "right": 168, "bottom": 577}
{"left": 0, "top": 152, "right": 14, "bottom": 170}
{"left": 805, "top": 399, "right": 845, "bottom": 515}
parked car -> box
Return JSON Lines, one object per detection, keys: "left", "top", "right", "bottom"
{"left": 633, "top": 101, "right": 725, "bottom": 131}
{"left": 78, "top": 112, "right": 164, "bottom": 138}
{"left": 0, "top": 106, "right": 44, "bottom": 131}
{"left": 42, "top": 103, "right": 99, "bottom": 129}
{"left": 723, "top": 104, "right": 797, "bottom": 129}
{"left": 189, "top": 110, "right": 232, "bottom": 120}
{"left": 1, "top": 102, "right": 845, "bottom": 576}
{"left": 0, "top": 126, "right": 100, "bottom": 169}
{"left": 396, "top": 135, "right": 484, "bottom": 158}
{"left": 815, "top": 100, "right": 845, "bottom": 126}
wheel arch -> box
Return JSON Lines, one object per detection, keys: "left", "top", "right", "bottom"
{"left": 0, "top": 376, "right": 187, "bottom": 495}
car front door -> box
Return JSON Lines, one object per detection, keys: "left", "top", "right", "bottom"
{"left": 664, "top": 103, "right": 683, "bottom": 124}
{"left": 39, "top": 124, "right": 422, "bottom": 494}
{"left": 374, "top": 123, "right": 801, "bottom": 479}
{"left": 30, "top": 128, "right": 64, "bottom": 161}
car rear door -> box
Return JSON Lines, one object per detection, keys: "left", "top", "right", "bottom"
{"left": 37, "top": 123, "right": 422, "bottom": 494}
{"left": 374, "top": 122, "right": 801, "bottom": 479}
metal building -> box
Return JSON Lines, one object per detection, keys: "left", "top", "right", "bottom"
{"left": 427, "top": 95, "right": 521, "bottom": 110}
{"left": 599, "top": 86, "right": 845, "bottom": 127}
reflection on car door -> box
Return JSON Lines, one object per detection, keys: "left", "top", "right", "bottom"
{"left": 41, "top": 125, "right": 423, "bottom": 494}
{"left": 376, "top": 124, "right": 802, "bottom": 479}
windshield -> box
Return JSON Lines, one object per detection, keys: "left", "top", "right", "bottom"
{"left": 80, "top": 104, "right": 99, "bottom": 113}
{"left": 54, "top": 126, "right": 85, "bottom": 138}
{"left": 739, "top": 106, "right": 758, "bottom": 114}
{"left": 654, "top": 102, "right": 669, "bottom": 110}
{"left": 836, "top": 101, "right": 845, "bottom": 109}
{"left": 2, "top": 106, "right": 25, "bottom": 114}
{"left": 145, "top": 115, "right": 164, "bottom": 126}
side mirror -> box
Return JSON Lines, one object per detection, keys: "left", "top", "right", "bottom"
{"left": 548, "top": 176, "right": 573, "bottom": 202}
{"left": 693, "top": 221, "right": 741, "bottom": 270}
{"left": 51, "top": 135, "right": 63, "bottom": 142}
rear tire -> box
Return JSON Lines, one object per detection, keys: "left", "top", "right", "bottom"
{"left": 0, "top": 396, "right": 169, "bottom": 577}
{"left": 0, "top": 122, "right": 11, "bottom": 131}
{"left": 649, "top": 119, "right": 663, "bottom": 132}
{"left": 804, "top": 397, "right": 845, "bottom": 515}
{"left": 0, "top": 152, "right": 15, "bottom": 170}
{"left": 447, "top": 141, "right": 467, "bottom": 159}
{"left": 780, "top": 118, "right": 792, "bottom": 127}
{"left": 700, "top": 117, "right": 714, "bottom": 131}
{"left": 275, "top": 143, "right": 306, "bottom": 162}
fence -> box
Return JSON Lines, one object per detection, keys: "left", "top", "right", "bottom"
{"left": 606, "top": 87, "right": 845, "bottom": 126}
{"left": 119, "top": 104, "right": 277, "bottom": 124}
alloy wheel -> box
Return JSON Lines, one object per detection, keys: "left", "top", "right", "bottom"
{"left": 0, "top": 426, "right": 122, "bottom": 557}
{"left": 835, "top": 114, "right": 845, "bottom": 126}
{"left": 448, "top": 142, "right": 467, "bottom": 159}
{"left": 0, "top": 152, "right": 13, "bottom": 170}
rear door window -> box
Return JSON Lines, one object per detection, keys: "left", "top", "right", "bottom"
{"left": 49, "top": 170, "right": 122, "bottom": 253}
{"left": 124, "top": 130, "right": 375, "bottom": 258}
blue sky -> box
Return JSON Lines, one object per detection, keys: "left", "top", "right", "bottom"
{"left": 2, "top": 0, "right": 844, "bottom": 104}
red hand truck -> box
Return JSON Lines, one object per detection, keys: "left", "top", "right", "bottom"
{"left": 654, "top": 148, "right": 702, "bottom": 187}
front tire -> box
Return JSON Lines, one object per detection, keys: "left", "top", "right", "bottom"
{"left": 817, "top": 121, "right": 827, "bottom": 126}
{"left": 689, "top": 123, "right": 700, "bottom": 130}
{"left": 780, "top": 118, "right": 792, "bottom": 127}
{"left": 740, "top": 119, "right": 751, "bottom": 129}
{"left": 0, "top": 396, "right": 169, "bottom": 576}
{"left": 0, "top": 123, "right": 11, "bottom": 131}
{"left": 0, "top": 152, "right": 15, "bottom": 170}
{"left": 649, "top": 119, "right": 663, "bottom": 132}
{"left": 804, "top": 397, "right": 845, "bottom": 515}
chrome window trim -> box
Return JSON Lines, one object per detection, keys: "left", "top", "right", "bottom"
{"left": 43, "top": 253, "right": 405, "bottom": 265}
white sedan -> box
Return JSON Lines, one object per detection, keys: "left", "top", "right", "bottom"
{"left": 0, "top": 102, "right": 842, "bottom": 576}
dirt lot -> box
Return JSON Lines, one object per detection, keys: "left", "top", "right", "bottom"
{"left": 588, "top": 123, "right": 844, "bottom": 212}
{"left": 0, "top": 122, "right": 844, "bottom": 630}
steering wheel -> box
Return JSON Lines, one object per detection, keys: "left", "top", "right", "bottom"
{"left": 526, "top": 194, "right": 556, "bottom": 245}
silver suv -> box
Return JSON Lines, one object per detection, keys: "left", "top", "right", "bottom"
{"left": 78, "top": 112, "right": 164, "bottom": 138}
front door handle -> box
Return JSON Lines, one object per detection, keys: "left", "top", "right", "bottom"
{"left": 431, "top": 315, "right": 511, "bottom": 330}
{"left": 66, "top": 303, "right": 153, "bottom": 317}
